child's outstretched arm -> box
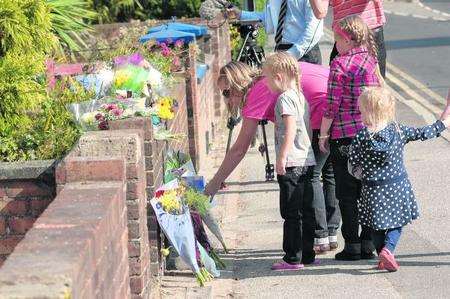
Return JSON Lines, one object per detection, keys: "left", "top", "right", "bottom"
{"left": 439, "top": 88, "right": 450, "bottom": 127}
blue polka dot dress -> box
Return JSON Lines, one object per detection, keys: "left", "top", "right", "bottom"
{"left": 349, "top": 120, "right": 446, "bottom": 230}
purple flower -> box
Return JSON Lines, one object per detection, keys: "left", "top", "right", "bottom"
{"left": 160, "top": 42, "right": 167, "bottom": 50}
{"left": 166, "top": 38, "right": 173, "bottom": 44}
{"left": 114, "top": 55, "right": 127, "bottom": 66}
{"left": 95, "top": 113, "right": 104, "bottom": 121}
{"left": 98, "top": 120, "right": 109, "bottom": 130}
{"left": 129, "top": 53, "right": 144, "bottom": 65}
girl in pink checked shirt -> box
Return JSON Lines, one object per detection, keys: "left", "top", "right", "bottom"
{"left": 318, "top": 15, "right": 383, "bottom": 261}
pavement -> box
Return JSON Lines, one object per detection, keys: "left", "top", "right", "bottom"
{"left": 159, "top": 1, "right": 450, "bottom": 298}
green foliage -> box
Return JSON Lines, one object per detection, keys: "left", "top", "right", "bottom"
{"left": 46, "top": 0, "right": 97, "bottom": 57}
{"left": 0, "top": 0, "right": 55, "bottom": 56}
{"left": 0, "top": 0, "right": 92, "bottom": 162}
{"left": 184, "top": 188, "right": 210, "bottom": 217}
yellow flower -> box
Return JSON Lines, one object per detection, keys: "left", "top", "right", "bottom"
{"left": 159, "top": 190, "right": 181, "bottom": 213}
{"left": 161, "top": 247, "right": 171, "bottom": 257}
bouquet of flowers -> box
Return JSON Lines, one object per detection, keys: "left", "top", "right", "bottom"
{"left": 151, "top": 181, "right": 215, "bottom": 286}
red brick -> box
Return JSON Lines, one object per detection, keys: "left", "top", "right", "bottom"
{"left": 126, "top": 181, "right": 144, "bottom": 200}
{"left": 128, "top": 220, "right": 140, "bottom": 239}
{"left": 129, "top": 257, "right": 142, "bottom": 276}
{"left": 128, "top": 240, "right": 141, "bottom": 258}
{"left": 130, "top": 274, "right": 144, "bottom": 294}
{"left": 0, "top": 217, "right": 6, "bottom": 235}
{"left": 0, "top": 235, "right": 23, "bottom": 255}
{"left": 29, "top": 199, "right": 52, "bottom": 217}
{"left": 0, "top": 199, "right": 28, "bottom": 216}
{"left": 63, "top": 157, "right": 126, "bottom": 183}
{"left": 126, "top": 200, "right": 139, "bottom": 220}
{"left": 5, "top": 181, "right": 51, "bottom": 198}
{"left": 9, "top": 217, "right": 35, "bottom": 234}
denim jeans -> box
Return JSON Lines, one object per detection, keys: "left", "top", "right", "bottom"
{"left": 329, "top": 26, "right": 386, "bottom": 78}
{"left": 310, "top": 130, "right": 340, "bottom": 240}
{"left": 330, "top": 138, "right": 373, "bottom": 254}
{"left": 277, "top": 166, "right": 316, "bottom": 264}
{"left": 300, "top": 43, "right": 322, "bottom": 65}
{"left": 372, "top": 227, "right": 403, "bottom": 254}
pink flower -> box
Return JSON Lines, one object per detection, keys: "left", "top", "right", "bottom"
{"left": 173, "top": 56, "right": 180, "bottom": 67}
{"left": 105, "top": 103, "right": 118, "bottom": 111}
{"left": 160, "top": 42, "right": 168, "bottom": 50}
{"left": 111, "top": 108, "right": 123, "bottom": 117}
{"left": 161, "top": 48, "right": 171, "bottom": 57}
{"left": 174, "top": 40, "right": 184, "bottom": 48}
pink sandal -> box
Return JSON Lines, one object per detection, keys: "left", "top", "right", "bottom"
{"left": 271, "top": 261, "right": 304, "bottom": 271}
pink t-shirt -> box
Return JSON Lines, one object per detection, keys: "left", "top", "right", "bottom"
{"left": 242, "top": 63, "right": 329, "bottom": 130}
{"left": 331, "top": 0, "right": 386, "bottom": 30}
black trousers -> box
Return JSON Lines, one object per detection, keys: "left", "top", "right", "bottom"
{"left": 329, "top": 138, "right": 373, "bottom": 254}
{"left": 278, "top": 167, "right": 316, "bottom": 264}
{"left": 329, "top": 26, "right": 386, "bottom": 78}
{"left": 276, "top": 43, "right": 322, "bottom": 65}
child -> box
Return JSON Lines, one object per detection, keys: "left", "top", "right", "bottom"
{"left": 318, "top": 15, "right": 382, "bottom": 261}
{"left": 349, "top": 87, "right": 450, "bottom": 272}
{"left": 263, "top": 52, "right": 317, "bottom": 270}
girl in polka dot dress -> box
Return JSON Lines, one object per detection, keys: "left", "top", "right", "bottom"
{"left": 349, "top": 87, "right": 450, "bottom": 272}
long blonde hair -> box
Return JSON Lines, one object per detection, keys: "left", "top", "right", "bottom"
{"left": 218, "top": 62, "right": 260, "bottom": 114}
{"left": 358, "top": 87, "right": 395, "bottom": 127}
{"left": 263, "top": 52, "right": 301, "bottom": 94}
{"left": 336, "top": 15, "right": 385, "bottom": 86}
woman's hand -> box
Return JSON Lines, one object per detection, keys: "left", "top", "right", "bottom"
{"left": 318, "top": 136, "right": 330, "bottom": 153}
{"left": 204, "top": 180, "right": 221, "bottom": 197}
{"left": 276, "top": 158, "right": 286, "bottom": 176}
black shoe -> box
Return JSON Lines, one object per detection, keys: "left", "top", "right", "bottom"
{"left": 335, "top": 250, "right": 361, "bottom": 261}
{"left": 361, "top": 251, "right": 376, "bottom": 260}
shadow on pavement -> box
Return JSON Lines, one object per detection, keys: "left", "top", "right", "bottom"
{"left": 216, "top": 249, "right": 450, "bottom": 280}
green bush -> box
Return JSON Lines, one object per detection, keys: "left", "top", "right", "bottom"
{"left": 0, "top": 0, "right": 91, "bottom": 162}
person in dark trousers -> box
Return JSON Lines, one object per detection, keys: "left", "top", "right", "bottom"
{"left": 229, "top": 0, "right": 324, "bottom": 64}
{"left": 309, "top": 0, "right": 387, "bottom": 76}
{"left": 263, "top": 52, "right": 317, "bottom": 270}
{"left": 319, "top": 16, "right": 383, "bottom": 261}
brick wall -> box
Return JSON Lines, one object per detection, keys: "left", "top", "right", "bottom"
{"left": 0, "top": 157, "right": 130, "bottom": 299}
{"left": 64, "top": 130, "right": 152, "bottom": 299}
{"left": 0, "top": 161, "right": 56, "bottom": 267}
{"left": 109, "top": 117, "right": 166, "bottom": 289}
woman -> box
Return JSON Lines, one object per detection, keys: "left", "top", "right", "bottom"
{"left": 204, "top": 61, "right": 340, "bottom": 254}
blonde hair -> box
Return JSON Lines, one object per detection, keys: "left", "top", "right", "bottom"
{"left": 263, "top": 52, "right": 301, "bottom": 94}
{"left": 336, "top": 15, "right": 385, "bottom": 86}
{"left": 358, "top": 87, "right": 396, "bottom": 127}
{"left": 218, "top": 62, "right": 260, "bottom": 113}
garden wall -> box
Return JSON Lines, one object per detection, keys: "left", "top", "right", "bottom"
{"left": 0, "top": 157, "right": 131, "bottom": 298}
{"left": 0, "top": 18, "right": 231, "bottom": 299}
{"left": 0, "top": 161, "right": 56, "bottom": 267}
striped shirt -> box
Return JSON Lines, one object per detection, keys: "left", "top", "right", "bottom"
{"left": 331, "top": 0, "right": 386, "bottom": 29}
{"left": 324, "top": 46, "right": 380, "bottom": 139}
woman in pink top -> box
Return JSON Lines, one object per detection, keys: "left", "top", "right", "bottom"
{"left": 204, "top": 61, "right": 340, "bottom": 254}
{"left": 309, "top": 0, "right": 386, "bottom": 77}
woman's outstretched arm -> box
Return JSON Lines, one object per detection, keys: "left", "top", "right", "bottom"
{"left": 204, "top": 118, "right": 259, "bottom": 197}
